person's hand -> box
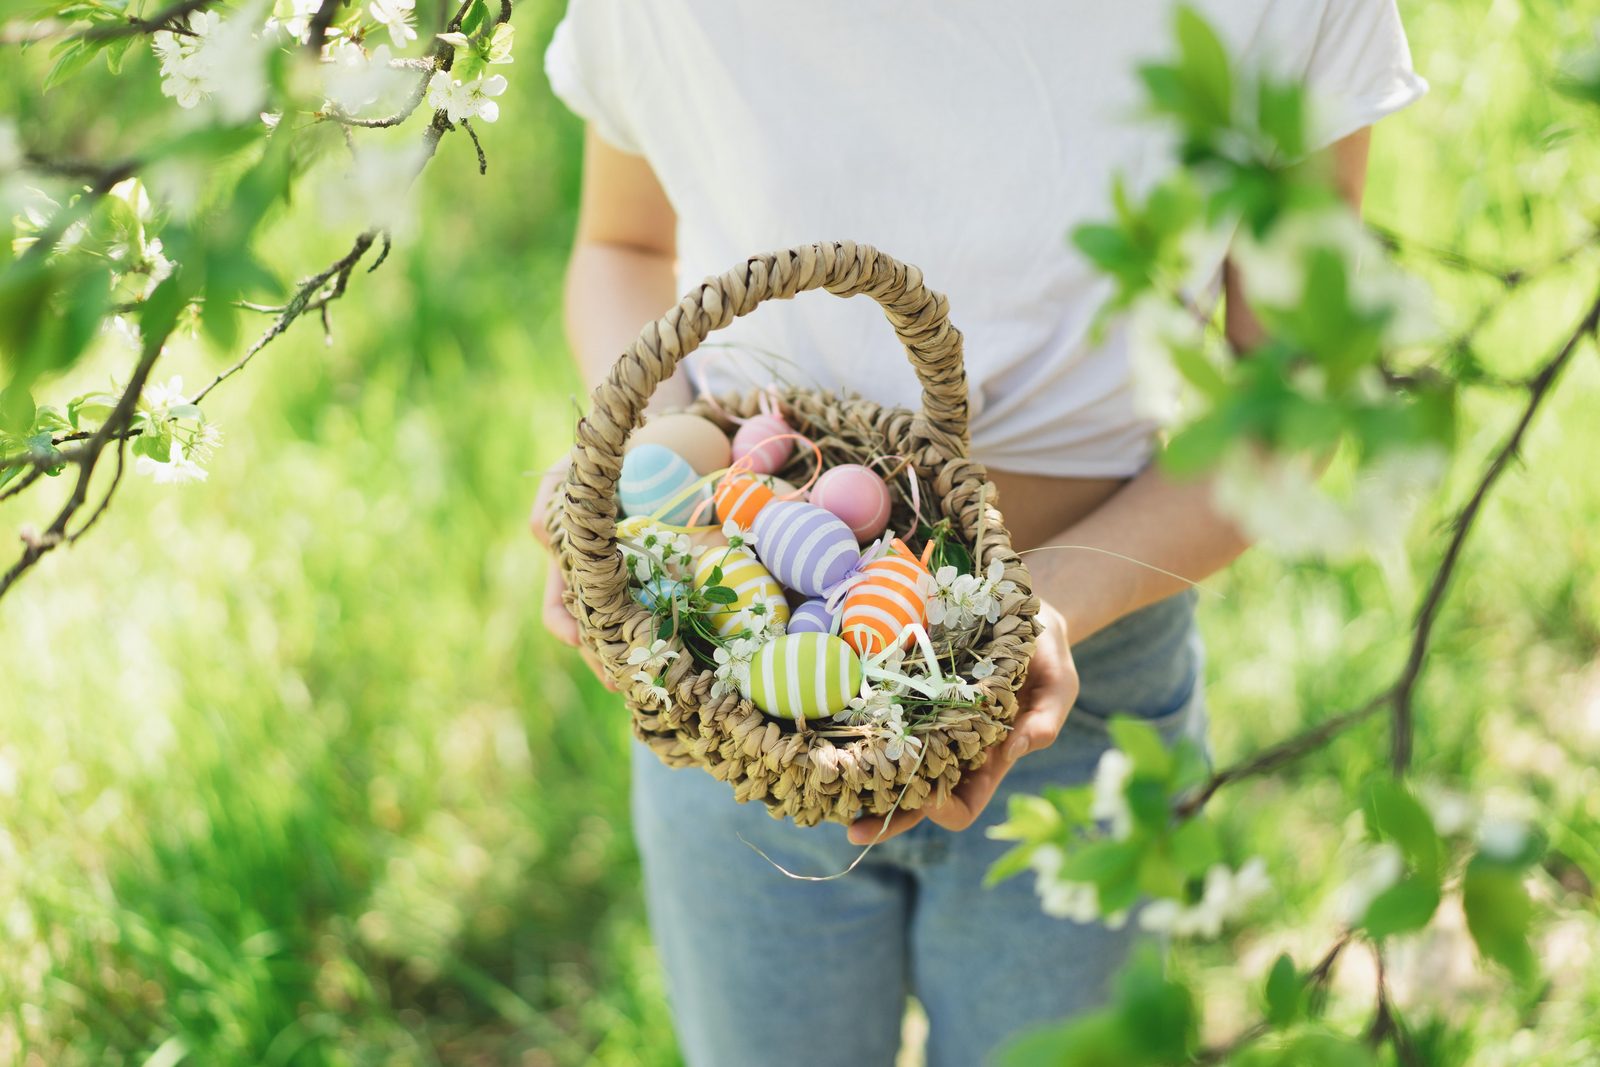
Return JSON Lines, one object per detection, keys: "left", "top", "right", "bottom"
{"left": 848, "top": 601, "right": 1079, "bottom": 845}
{"left": 530, "top": 462, "right": 618, "bottom": 690}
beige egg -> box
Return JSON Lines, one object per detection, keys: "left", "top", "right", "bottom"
{"left": 626, "top": 413, "right": 733, "bottom": 476}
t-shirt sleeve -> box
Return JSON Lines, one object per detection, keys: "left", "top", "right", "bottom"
{"left": 1301, "top": 0, "right": 1429, "bottom": 149}
{"left": 544, "top": 0, "right": 642, "bottom": 155}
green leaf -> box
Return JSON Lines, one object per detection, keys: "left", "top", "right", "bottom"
{"left": 985, "top": 843, "right": 1041, "bottom": 889}
{"left": 1059, "top": 838, "right": 1143, "bottom": 891}
{"left": 458, "top": 0, "right": 489, "bottom": 37}
{"left": 1174, "top": 4, "right": 1233, "bottom": 129}
{"left": 701, "top": 585, "right": 736, "bottom": 604}
{"left": 43, "top": 38, "right": 96, "bottom": 92}
{"left": 1115, "top": 945, "right": 1197, "bottom": 1060}
{"left": 1359, "top": 875, "right": 1440, "bottom": 940}
{"left": 654, "top": 614, "right": 675, "bottom": 641}
{"left": 1166, "top": 815, "right": 1221, "bottom": 877}
{"left": 488, "top": 21, "right": 514, "bottom": 63}
{"left": 1257, "top": 78, "right": 1306, "bottom": 159}
{"left": 989, "top": 793, "right": 1065, "bottom": 844}
{"left": 1462, "top": 855, "right": 1536, "bottom": 980}
{"left": 0, "top": 385, "right": 34, "bottom": 434}
{"left": 1363, "top": 778, "right": 1442, "bottom": 877}
{"left": 1264, "top": 952, "right": 1301, "bottom": 1027}
{"left": 1107, "top": 715, "right": 1172, "bottom": 780}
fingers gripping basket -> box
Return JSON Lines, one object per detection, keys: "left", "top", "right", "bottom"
{"left": 550, "top": 241, "right": 1042, "bottom": 828}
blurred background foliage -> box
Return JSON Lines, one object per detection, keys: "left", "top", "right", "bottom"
{"left": 2, "top": 0, "right": 1599, "bottom": 1064}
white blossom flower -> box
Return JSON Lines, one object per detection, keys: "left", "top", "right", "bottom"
{"left": 427, "top": 70, "right": 508, "bottom": 124}
{"left": 711, "top": 636, "right": 761, "bottom": 698}
{"left": 189, "top": 423, "right": 224, "bottom": 464}
{"left": 152, "top": 2, "right": 272, "bottom": 121}
{"left": 369, "top": 0, "right": 417, "bottom": 47}
{"left": 265, "top": 0, "right": 320, "bottom": 42}
{"left": 970, "top": 658, "right": 997, "bottom": 680}
{"left": 721, "top": 518, "right": 754, "bottom": 550}
{"left": 323, "top": 41, "right": 406, "bottom": 115}
{"left": 141, "top": 376, "right": 188, "bottom": 421}
{"left": 318, "top": 140, "right": 426, "bottom": 234}
{"left": 135, "top": 439, "right": 208, "bottom": 484}
{"left": 1138, "top": 857, "right": 1271, "bottom": 939}
{"left": 1125, "top": 292, "right": 1209, "bottom": 425}
{"left": 1028, "top": 844, "right": 1126, "bottom": 927}
{"left": 1090, "top": 748, "right": 1134, "bottom": 840}
{"left": 839, "top": 683, "right": 902, "bottom": 727}
{"left": 1419, "top": 784, "right": 1476, "bottom": 837}
{"left": 632, "top": 674, "right": 671, "bottom": 709}
{"left": 626, "top": 639, "right": 678, "bottom": 676}
{"left": 1476, "top": 817, "right": 1530, "bottom": 862}
{"left": 1213, "top": 444, "right": 1448, "bottom": 563}
{"left": 1334, "top": 841, "right": 1405, "bottom": 924}
{"left": 878, "top": 715, "right": 923, "bottom": 761}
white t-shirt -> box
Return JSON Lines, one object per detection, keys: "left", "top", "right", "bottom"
{"left": 545, "top": 1, "right": 1427, "bottom": 477}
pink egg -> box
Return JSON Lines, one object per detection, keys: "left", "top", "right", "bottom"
{"left": 810, "top": 463, "right": 892, "bottom": 542}
{"left": 731, "top": 413, "right": 794, "bottom": 475}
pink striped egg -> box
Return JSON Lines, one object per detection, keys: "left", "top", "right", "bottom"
{"left": 731, "top": 413, "right": 794, "bottom": 475}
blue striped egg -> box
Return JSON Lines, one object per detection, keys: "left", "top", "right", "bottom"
{"left": 693, "top": 547, "right": 790, "bottom": 638}
{"left": 787, "top": 598, "right": 837, "bottom": 635}
{"left": 752, "top": 500, "right": 861, "bottom": 598}
{"left": 634, "top": 576, "right": 685, "bottom": 612}
{"left": 745, "top": 633, "right": 863, "bottom": 721}
{"left": 619, "top": 444, "right": 710, "bottom": 526}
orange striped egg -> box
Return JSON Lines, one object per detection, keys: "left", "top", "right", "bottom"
{"left": 713, "top": 476, "right": 775, "bottom": 529}
{"left": 839, "top": 546, "right": 934, "bottom": 656}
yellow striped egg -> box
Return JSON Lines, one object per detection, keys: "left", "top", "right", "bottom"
{"left": 839, "top": 547, "right": 933, "bottom": 657}
{"left": 746, "top": 633, "right": 863, "bottom": 721}
{"left": 693, "top": 546, "right": 790, "bottom": 638}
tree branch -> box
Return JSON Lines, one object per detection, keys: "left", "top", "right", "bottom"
{"left": 74, "top": 0, "right": 215, "bottom": 40}
{"left": 1391, "top": 284, "right": 1600, "bottom": 771}
{"left": 1177, "top": 283, "right": 1600, "bottom": 813}
{"left": 190, "top": 230, "right": 378, "bottom": 406}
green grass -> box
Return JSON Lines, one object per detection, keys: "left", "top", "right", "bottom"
{"left": 4, "top": 0, "right": 1600, "bottom": 1063}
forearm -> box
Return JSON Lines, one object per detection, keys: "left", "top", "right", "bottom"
{"left": 563, "top": 240, "right": 692, "bottom": 413}
{"left": 1031, "top": 463, "right": 1251, "bottom": 641}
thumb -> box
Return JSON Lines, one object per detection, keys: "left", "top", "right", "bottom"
{"left": 1004, "top": 689, "right": 1072, "bottom": 762}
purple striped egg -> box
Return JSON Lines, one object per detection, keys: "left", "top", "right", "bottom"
{"left": 787, "top": 598, "right": 837, "bottom": 635}
{"left": 751, "top": 500, "right": 860, "bottom": 598}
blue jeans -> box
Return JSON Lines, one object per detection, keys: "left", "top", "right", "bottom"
{"left": 630, "top": 590, "right": 1206, "bottom": 1067}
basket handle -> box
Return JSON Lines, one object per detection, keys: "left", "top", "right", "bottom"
{"left": 557, "top": 242, "right": 969, "bottom": 641}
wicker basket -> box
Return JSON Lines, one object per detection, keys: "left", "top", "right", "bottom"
{"left": 549, "top": 241, "right": 1041, "bottom": 827}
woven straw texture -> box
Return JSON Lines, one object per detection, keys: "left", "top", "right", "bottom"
{"left": 549, "top": 241, "right": 1041, "bottom": 827}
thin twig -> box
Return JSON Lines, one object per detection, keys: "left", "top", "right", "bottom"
{"left": 190, "top": 231, "right": 377, "bottom": 406}
{"left": 73, "top": 0, "right": 214, "bottom": 40}
{"left": 1391, "top": 285, "right": 1600, "bottom": 771}
{"left": 1195, "top": 932, "right": 1353, "bottom": 1064}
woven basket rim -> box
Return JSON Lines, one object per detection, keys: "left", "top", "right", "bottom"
{"left": 550, "top": 241, "right": 1041, "bottom": 825}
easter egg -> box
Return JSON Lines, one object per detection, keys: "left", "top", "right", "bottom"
{"left": 619, "top": 444, "right": 711, "bottom": 526}
{"left": 635, "top": 576, "right": 685, "bottom": 612}
{"left": 756, "top": 474, "right": 799, "bottom": 498}
{"left": 731, "top": 413, "right": 794, "bottom": 475}
{"left": 693, "top": 547, "right": 790, "bottom": 638}
{"left": 752, "top": 500, "right": 861, "bottom": 597}
{"left": 787, "top": 598, "right": 837, "bottom": 635}
{"left": 713, "top": 476, "right": 775, "bottom": 530}
{"left": 810, "top": 463, "right": 893, "bottom": 542}
{"left": 839, "top": 548, "right": 933, "bottom": 656}
{"left": 627, "top": 413, "right": 732, "bottom": 476}
{"left": 746, "top": 633, "right": 863, "bottom": 721}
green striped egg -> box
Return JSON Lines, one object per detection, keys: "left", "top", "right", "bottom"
{"left": 693, "top": 547, "right": 789, "bottom": 638}
{"left": 745, "top": 633, "right": 863, "bottom": 722}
